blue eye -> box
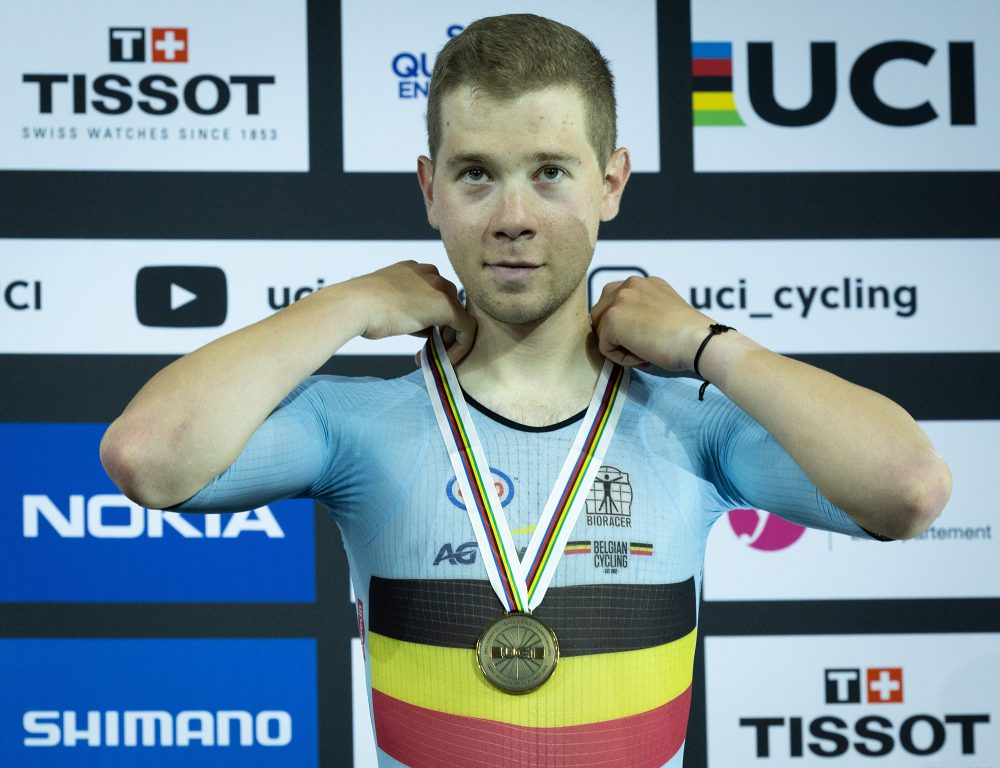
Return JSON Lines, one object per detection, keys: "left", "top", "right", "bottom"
{"left": 538, "top": 166, "right": 564, "bottom": 182}
{"left": 461, "top": 168, "right": 489, "bottom": 184}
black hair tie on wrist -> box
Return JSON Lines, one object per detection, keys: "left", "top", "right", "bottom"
{"left": 693, "top": 324, "right": 734, "bottom": 401}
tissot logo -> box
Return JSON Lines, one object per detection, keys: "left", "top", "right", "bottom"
{"left": 707, "top": 634, "right": 998, "bottom": 764}
{"left": 735, "top": 659, "right": 990, "bottom": 758}
{"left": 109, "top": 27, "right": 190, "bottom": 64}
{"left": 24, "top": 25, "right": 273, "bottom": 117}
{"left": 110, "top": 28, "right": 146, "bottom": 62}
{"left": 6, "top": 0, "right": 307, "bottom": 171}
{"left": 136, "top": 265, "right": 227, "bottom": 327}
{"left": 825, "top": 667, "right": 904, "bottom": 704}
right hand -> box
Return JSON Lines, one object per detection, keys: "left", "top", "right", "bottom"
{"left": 346, "top": 261, "right": 476, "bottom": 364}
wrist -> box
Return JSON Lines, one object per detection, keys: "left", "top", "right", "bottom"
{"left": 694, "top": 329, "right": 761, "bottom": 393}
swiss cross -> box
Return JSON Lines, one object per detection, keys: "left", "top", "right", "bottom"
{"left": 867, "top": 667, "right": 904, "bottom": 703}
{"left": 152, "top": 28, "right": 188, "bottom": 63}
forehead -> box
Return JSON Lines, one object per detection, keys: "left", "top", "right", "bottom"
{"left": 437, "top": 85, "right": 595, "bottom": 163}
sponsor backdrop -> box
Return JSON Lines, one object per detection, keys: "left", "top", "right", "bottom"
{"left": 1, "top": 1, "right": 997, "bottom": 767}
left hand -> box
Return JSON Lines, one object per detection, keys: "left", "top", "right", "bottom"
{"left": 590, "top": 276, "right": 713, "bottom": 371}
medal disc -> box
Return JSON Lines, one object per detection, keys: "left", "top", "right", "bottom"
{"left": 476, "top": 612, "right": 559, "bottom": 694}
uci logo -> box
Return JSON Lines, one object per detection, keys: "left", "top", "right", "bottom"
{"left": 727, "top": 508, "right": 805, "bottom": 551}
{"left": 445, "top": 467, "right": 515, "bottom": 511}
{"left": 694, "top": 39, "right": 976, "bottom": 127}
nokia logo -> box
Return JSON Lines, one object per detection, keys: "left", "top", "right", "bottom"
{"left": 22, "top": 495, "right": 285, "bottom": 539}
{"left": 23, "top": 709, "right": 292, "bottom": 747}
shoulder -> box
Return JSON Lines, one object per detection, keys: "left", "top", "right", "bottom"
{"left": 282, "top": 369, "right": 428, "bottom": 418}
{"left": 627, "top": 368, "right": 757, "bottom": 434}
{"left": 626, "top": 369, "right": 705, "bottom": 411}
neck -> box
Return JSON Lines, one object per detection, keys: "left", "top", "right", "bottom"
{"left": 455, "top": 297, "right": 604, "bottom": 426}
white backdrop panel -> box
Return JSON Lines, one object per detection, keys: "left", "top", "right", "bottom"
{"left": 1, "top": 239, "right": 996, "bottom": 355}
{"left": 693, "top": 0, "right": 1000, "bottom": 171}
{"left": 341, "top": 0, "right": 660, "bottom": 171}
{"left": 1, "top": 0, "right": 309, "bottom": 171}
{"left": 703, "top": 420, "right": 999, "bottom": 600}
{"left": 705, "top": 633, "right": 1000, "bottom": 765}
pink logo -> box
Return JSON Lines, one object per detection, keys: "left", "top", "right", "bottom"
{"left": 727, "top": 509, "right": 806, "bottom": 551}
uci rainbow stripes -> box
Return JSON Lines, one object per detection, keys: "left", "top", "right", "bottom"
{"left": 420, "top": 328, "right": 629, "bottom": 614}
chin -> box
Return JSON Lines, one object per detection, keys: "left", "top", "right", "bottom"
{"left": 475, "top": 295, "right": 558, "bottom": 326}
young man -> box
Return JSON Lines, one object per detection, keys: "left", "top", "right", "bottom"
{"left": 101, "top": 14, "right": 951, "bottom": 768}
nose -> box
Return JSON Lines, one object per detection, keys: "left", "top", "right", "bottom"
{"left": 491, "top": 183, "right": 536, "bottom": 242}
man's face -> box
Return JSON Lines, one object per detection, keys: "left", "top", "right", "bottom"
{"left": 418, "top": 85, "right": 629, "bottom": 326}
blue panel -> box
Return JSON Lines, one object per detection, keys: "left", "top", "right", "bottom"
{"left": 0, "top": 424, "right": 315, "bottom": 601}
{"left": 0, "top": 639, "right": 317, "bottom": 767}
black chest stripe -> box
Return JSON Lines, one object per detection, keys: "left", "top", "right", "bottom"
{"left": 368, "top": 577, "right": 696, "bottom": 657}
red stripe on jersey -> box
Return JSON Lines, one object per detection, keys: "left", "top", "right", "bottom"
{"left": 373, "top": 685, "right": 691, "bottom": 768}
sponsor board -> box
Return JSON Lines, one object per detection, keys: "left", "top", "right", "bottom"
{"left": 1, "top": 238, "right": 996, "bottom": 355}
{"left": 0, "top": 423, "right": 315, "bottom": 602}
{"left": 0, "top": 638, "right": 317, "bottom": 766}
{"left": 705, "top": 633, "right": 998, "bottom": 765}
{"left": 340, "top": 0, "right": 660, "bottom": 171}
{"left": 2, "top": 0, "right": 308, "bottom": 171}
{"left": 704, "top": 420, "right": 997, "bottom": 600}
{"left": 692, "top": 0, "right": 1000, "bottom": 171}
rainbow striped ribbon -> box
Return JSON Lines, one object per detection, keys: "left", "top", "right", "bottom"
{"left": 420, "top": 328, "right": 629, "bottom": 613}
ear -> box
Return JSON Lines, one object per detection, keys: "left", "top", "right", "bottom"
{"left": 600, "top": 147, "right": 631, "bottom": 222}
{"left": 417, "top": 155, "right": 439, "bottom": 229}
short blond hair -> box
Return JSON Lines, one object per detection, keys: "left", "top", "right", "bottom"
{"left": 426, "top": 14, "right": 617, "bottom": 168}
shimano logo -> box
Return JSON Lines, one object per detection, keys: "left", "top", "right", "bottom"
{"left": 23, "top": 709, "right": 292, "bottom": 747}
{"left": 22, "top": 494, "right": 285, "bottom": 538}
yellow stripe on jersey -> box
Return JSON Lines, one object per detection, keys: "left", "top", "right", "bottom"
{"left": 369, "top": 627, "right": 696, "bottom": 728}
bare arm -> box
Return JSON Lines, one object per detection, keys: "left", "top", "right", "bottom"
{"left": 591, "top": 276, "right": 951, "bottom": 539}
{"left": 100, "top": 262, "right": 475, "bottom": 510}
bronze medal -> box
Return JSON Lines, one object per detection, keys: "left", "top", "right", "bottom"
{"left": 476, "top": 612, "right": 559, "bottom": 694}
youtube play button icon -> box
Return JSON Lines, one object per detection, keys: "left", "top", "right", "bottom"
{"left": 136, "top": 266, "right": 227, "bottom": 327}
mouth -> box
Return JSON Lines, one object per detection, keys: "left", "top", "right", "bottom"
{"left": 486, "top": 261, "right": 541, "bottom": 281}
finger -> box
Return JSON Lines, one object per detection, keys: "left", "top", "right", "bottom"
{"left": 446, "top": 316, "right": 477, "bottom": 365}
{"left": 602, "top": 345, "right": 648, "bottom": 368}
{"left": 589, "top": 280, "right": 622, "bottom": 328}
{"left": 440, "top": 325, "right": 456, "bottom": 349}
{"left": 598, "top": 280, "right": 623, "bottom": 300}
